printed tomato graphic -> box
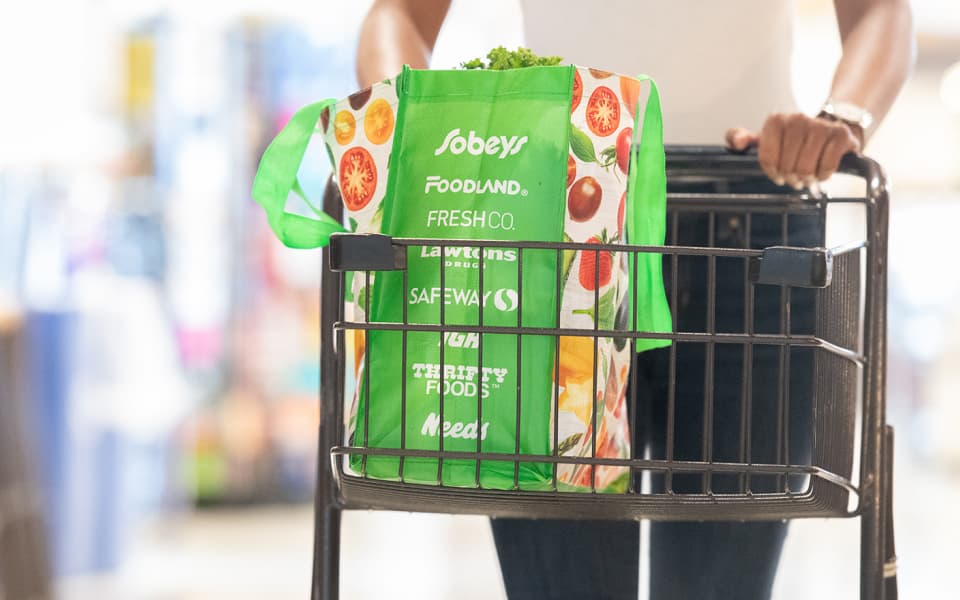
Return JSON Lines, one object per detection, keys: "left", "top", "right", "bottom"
{"left": 567, "top": 176, "right": 602, "bottom": 222}
{"left": 338, "top": 147, "right": 377, "bottom": 211}
{"left": 320, "top": 107, "right": 331, "bottom": 133}
{"left": 619, "top": 76, "right": 640, "bottom": 118}
{"left": 567, "top": 154, "right": 576, "bottom": 187}
{"left": 586, "top": 86, "right": 620, "bottom": 137}
{"left": 616, "top": 127, "right": 632, "bottom": 174}
{"left": 348, "top": 86, "right": 372, "bottom": 110}
{"left": 617, "top": 192, "right": 626, "bottom": 237}
{"left": 579, "top": 235, "right": 613, "bottom": 291}
{"left": 364, "top": 98, "right": 394, "bottom": 145}
{"left": 571, "top": 70, "right": 583, "bottom": 113}
{"left": 588, "top": 68, "right": 613, "bottom": 79}
{"left": 334, "top": 110, "right": 356, "bottom": 145}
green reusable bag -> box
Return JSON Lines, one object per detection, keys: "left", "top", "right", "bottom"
{"left": 253, "top": 64, "right": 671, "bottom": 491}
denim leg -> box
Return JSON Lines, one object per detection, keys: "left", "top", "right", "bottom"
{"left": 490, "top": 181, "right": 822, "bottom": 600}
{"left": 644, "top": 196, "right": 821, "bottom": 600}
{"left": 645, "top": 338, "right": 793, "bottom": 600}
{"left": 649, "top": 520, "right": 788, "bottom": 600}
{"left": 491, "top": 518, "right": 639, "bottom": 600}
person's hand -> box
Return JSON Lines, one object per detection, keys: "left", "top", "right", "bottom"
{"left": 725, "top": 113, "right": 863, "bottom": 189}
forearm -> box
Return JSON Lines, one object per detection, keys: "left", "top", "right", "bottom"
{"left": 830, "top": 0, "right": 915, "bottom": 141}
{"left": 356, "top": 0, "right": 451, "bottom": 88}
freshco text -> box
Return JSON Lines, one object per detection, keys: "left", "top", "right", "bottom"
{"left": 425, "top": 209, "right": 515, "bottom": 230}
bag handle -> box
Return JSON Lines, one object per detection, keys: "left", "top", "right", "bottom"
{"left": 626, "top": 76, "right": 666, "bottom": 247}
{"left": 252, "top": 99, "right": 347, "bottom": 249}
{"left": 626, "top": 77, "right": 673, "bottom": 351}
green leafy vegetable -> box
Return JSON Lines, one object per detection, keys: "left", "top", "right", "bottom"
{"left": 558, "top": 433, "right": 583, "bottom": 455}
{"left": 357, "top": 285, "right": 368, "bottom": 311}
{"left": 598, "top": 145, "right": 618, "bottom": 169}
{"left": 569, "top": 123, "right": 597, "bottom": 163}
{"left": 561, "top": 231, "right": 576, "bottom": 289}
{"left": 601, "top": 471, "right": 631, "bottom": 493}
{"left": 460, "top": 46, "right": 563, "bottom": 70}
{"left": 573, "top": 287, "right": 617, "bottom": 330}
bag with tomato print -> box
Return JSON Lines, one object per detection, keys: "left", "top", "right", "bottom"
{"left": 252, "top": 58, "right": 672, "bottom": 493}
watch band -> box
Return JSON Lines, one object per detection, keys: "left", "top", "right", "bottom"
{"left": 820, "top": 98, "right": 874, "bottom": 130}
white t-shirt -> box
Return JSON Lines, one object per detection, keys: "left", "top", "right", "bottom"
{"left": 519, "top": 0, "right": 799, "bottom": 144}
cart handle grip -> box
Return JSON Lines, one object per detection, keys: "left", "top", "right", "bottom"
{"left": 749, "top": 246, "right": 832, "bottom": 288}
{"left": 329, "top": 233, "right": 407, "bottom": 272}
{"left": 663, "top": 145, "right": 871, "bottom": 185}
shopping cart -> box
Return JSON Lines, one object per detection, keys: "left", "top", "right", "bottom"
{"left": 312, "top": 146, "right": 897, "bottom": 600}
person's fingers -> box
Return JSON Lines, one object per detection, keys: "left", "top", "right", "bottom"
{"left": 778, "top": 114, "right": 808, "bottom": 189}
{"left": 759, "top": 113, "right": 862, "bottom": 186}
{"left": 816, "top": 125, "right": 859, "bottom": 181}
{"left": 793, "top": 121, "right": 831, "bottom": 187}
{"left": 758, "top": 114, "right": 785, "bottom": 185}
{"left": 725, "top": 127, "right": 758, "bottom": 152}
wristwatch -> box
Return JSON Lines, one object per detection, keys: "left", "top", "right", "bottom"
{"left": 818, "top": 98, "right": 873, "bottom": 144}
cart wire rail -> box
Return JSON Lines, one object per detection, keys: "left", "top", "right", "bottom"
{"left": 312, "top": 147, "right": 896, "bottom": 600}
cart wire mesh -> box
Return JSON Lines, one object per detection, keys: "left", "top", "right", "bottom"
{"left": 326, "top": 170, "right": 867, "bottom": 521}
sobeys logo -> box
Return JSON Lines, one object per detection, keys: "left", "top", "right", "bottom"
{"left": 434, "top": 128, "right": 529, "bottom": 159}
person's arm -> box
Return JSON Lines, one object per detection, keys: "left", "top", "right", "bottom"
{"left": 356, "top": 0, "right": 452, "bottom": 88}
{"left": 727, "top": 0, "right": 915, "bottom": 187}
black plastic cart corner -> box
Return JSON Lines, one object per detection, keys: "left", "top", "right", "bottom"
{"left": 312, "top": 146, "right": 897, "bottom": 600}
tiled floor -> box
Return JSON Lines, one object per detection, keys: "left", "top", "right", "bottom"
{"left": 60, "top": 443, "right": 957, "bottom": 599}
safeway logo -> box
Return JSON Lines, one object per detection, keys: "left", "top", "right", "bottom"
{"left": 492, "top": 288, "right": 519, "bottom": 312}
{"left": 408, "top": 287, "right": 519, "bottom": 312}
{"left": 434, "top": 128, "right": 529, "bottom": 159}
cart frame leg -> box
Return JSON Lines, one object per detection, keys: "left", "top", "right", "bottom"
{"left": 883, "top": 426, "right": 898, "bottom": 600}
{"left": 860, "top": 441, "right": 886, "bottom": 600}
{"left": 312, "top": 500, "right": 341, "bottom": 600}
{"left": 860, "top": 159, "right": 890, "bottom": 600}
{"left": 313, "top": 387, "right": 342, "bottom": 600}
{"left": 860, "top": 426, "right": 896, "bottom": 600}
{"left": 313, "top": 180, "right": 346, "bottom": 600}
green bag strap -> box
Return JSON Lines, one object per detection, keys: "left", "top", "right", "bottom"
{"left": 627, "top": 76, "right": 666, "bottom": 247}
{"left": 252, "top": 99, "right": 347, "bottom": 249}
{"left": 626, "top": 76, "right": 672, "bottom": 351}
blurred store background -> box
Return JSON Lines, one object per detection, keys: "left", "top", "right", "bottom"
{"left": 0, "top": 0, "right": 958, "bottom": 598}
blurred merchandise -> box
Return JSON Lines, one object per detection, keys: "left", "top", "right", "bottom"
{"left": 887, "top": 199, "right": 960, "bottom": 469}
{"left": 0, "top": 13, "right": 339, "bottom": 574}
{"left": 0, "top": 309, "right": 53, "bottom": 599}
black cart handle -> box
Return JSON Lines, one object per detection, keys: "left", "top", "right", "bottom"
{"left": 664, "top": 145, "right": 881, "bottom": 190}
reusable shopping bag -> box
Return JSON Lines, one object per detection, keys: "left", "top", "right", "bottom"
{"left": 253, "top": 64, "right": 672, "bottom": 491}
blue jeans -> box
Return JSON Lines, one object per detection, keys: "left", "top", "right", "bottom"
{"left": 492, "top": 182, "right": 821, "bottom": 600}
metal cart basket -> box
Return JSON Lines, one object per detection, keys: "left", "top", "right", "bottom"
{"left": 312, "top": 146, "right": 896, "bottom": 599}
